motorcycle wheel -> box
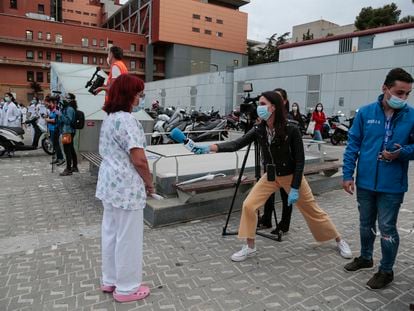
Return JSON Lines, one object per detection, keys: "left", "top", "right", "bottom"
{"left": 0, "top": 142, "right": 6, "bottom": 157}
{"left": 330, "top": 133, "right": 340, "bottom": 145}
{"left": 41, "top": 137, "right": 55, "bottom": 155}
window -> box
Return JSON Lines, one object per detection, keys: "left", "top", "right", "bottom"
{"left": 233, "top": 59, "right": 239, "bottom": 67}
{"left": 306, "top": 75, "right": 321, "bottom": 110}
{"left": 38, "top": 4, "right": 44, "bottom": 14}
{"left": 108, "top": 40, "right": 113, "bottom": 48}
{"left": 91, "top": 23, "right": 97, "bottom": 27}
{"left": 55, "top": 34, "right": 63, "bottom": 44}
{"left": 192, "top": 14, "right": 200, "bottom": 20}
{"left": 36, "top": 72, "right": 43, "bottom": 82}
{"left": 46, "top": 51, "right": 51, "bottom": 60}
{"left": 139, "top": 44, "right": 144, "bottom": 52}
{"left": 82, "top": 56, "right": 88, "bottom": 64}
{"left": 55, "top": 53, "right": 62, "bottom": 62}
{"left": 153, "top": 63, "right": 157, "bottom": 72}
{"left": 46, "top": 32, "right": 51, "bottom": 41}
{"left": 92, "top": 56, "right": 97, "bottom": 64}
{"left": 100, "top": 39, "right": 105, "bottom": 47}
{"left": 75, "top": 10, "right": 81, "bottom": 14}
{"left": 394, "top": 39, "right": 407, "bottom": 46}
{"left": 99, "top": 57, "right": 103, "bottom": 65}
{"left": 216, "top": 31, "right": 223, "bottom": 37}
{"left": 358, "top": 35, "right": 374, "bottom": 51}
{"left": 27, "top": 71, "right": 34, "bottom": 82}
{"left": 10, "top": 0, "right": 17, "bottom": 9}
{"left": 139, "top": 61, "right": 145, "bottom": 69}
{"left": 38, "top": 51, "right": 43, "bottom": 59}
{"left": 38, "top": 31, "right": 43, "bottom": 40}
{"left": 339, "top": 38, "right": 352, "bottom": 53}
{"left": 409, "top": 38, "right": 414, "bottom": 44}
{"left": 130, "top": 43, "right": 136, "bottom": 52}
{"left": 130, "top": 60, "right": 136, "bottom": 70}
{"left": 216, "top": 19, "right": 223, "bottom": 24}
{"left": 92, "top": 38, "right": 97, "bottom": 46}
{"left": 47, "top": 72, "right": 50, "bottom": 83}
{"left": 192, "top": 27, "right": 200, "bottom": 33}
{"left": 26, "top": 50, "right": 34, "bottom": 59}
{"left": 83, "top": 12, "right": 90, "bottom": 15}
{"left": 204, "top": 29, "right": 212, "bottom": 35}
{"left": 26, "top": 30, "right": 33, "bottom": 40}
{"left": 205, "top": 16, "right": 212, "bottom": 22}
{"left": 81, "top": 37, "right": 88, "bottom": 47}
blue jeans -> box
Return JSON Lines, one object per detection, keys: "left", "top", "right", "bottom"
{"left": 313, "top": 130, "right": 323, "bottom": 141}
{"left": 357, "top": 187, "right": 404, "bottom": 272}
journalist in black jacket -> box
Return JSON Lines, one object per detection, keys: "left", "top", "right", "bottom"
{"left": 203, "top": 91, "right": 351, "bottom": 262}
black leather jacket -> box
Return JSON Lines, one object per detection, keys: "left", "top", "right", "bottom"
{"left": 217, "top": 121, "right": 305, "bottom": 189}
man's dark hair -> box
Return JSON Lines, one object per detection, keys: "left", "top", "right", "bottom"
{"left": 110, "top": 46, "right": 123, "bottom": 60}
{"left": 384, "top": 68, "right": 414, "bottom": 87}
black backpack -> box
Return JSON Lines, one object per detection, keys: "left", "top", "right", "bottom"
{"left": 74, "top": 110, "right": 85, "bottom": 129}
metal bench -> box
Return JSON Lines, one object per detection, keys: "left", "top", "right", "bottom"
{"left": 81, "top": 152, "right": 102, "bottom": 176}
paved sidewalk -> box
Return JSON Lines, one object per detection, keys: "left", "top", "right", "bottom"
{"left": 0, "top": 150, "right": 413, "bottom": 311}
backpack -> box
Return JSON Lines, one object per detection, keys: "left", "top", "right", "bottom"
{"left": 74, "top": 110, "right": 85, "bottom": 129}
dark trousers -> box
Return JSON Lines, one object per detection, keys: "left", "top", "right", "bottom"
{"left": 51, "top": 130, "right": 64, "bottom": 160}
{"left": 63, "top": 133, "right": 78, "bottom": 170}
{"left": 262, "top": 188, "right": 292, "bottom": 231}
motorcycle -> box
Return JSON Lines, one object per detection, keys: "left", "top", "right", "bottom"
{"left": 0, "top": 117, "right": 54, "bottom": 157}
{"left": 330, "top": 117, "right": 354, "bottom": 145}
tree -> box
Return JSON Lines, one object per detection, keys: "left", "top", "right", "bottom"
{"left": 399, "top": 15, "right": 414, "bottom": 23}
{"left": 355, "top": 3, "right": 401, "bottom": 30}
{"left": 248, "top": 32, "right": 290, "bottom": 65}
{"left": 30, "top": 81, "right": 43, "bottom": 97}
{"left": 302, "top": 29, "right": 314, "bottom": 41}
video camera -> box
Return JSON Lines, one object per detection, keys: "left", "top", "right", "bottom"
{"left": 240, "top": 83, "right": 259, "bottom": 119}
{"left": 85, "top": 67, "right": 105, "bottom": 95}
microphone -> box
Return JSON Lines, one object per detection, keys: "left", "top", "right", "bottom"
{"left": 170, "top": 128, "right": 198, "bottom": 152}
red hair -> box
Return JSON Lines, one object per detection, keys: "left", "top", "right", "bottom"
{"left": 103, "top": 74, "right": 145, "bottom": 114}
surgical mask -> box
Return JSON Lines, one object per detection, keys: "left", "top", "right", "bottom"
{"left": 257, "top": 105, "right": 272, "bottom": 121}
{"left": 132, "top": 105, "right": 140, "bottom": 112}
{"left": 317, "top": 107, "right": 322, "bottom": 112}
{"left": 4, "top": 96, "right": 11, "bottom": 102}
{"left": 292, "top": 106, "right": 298, "bottom": 111}
{"left": 387, "top": 94, "right": 407, "bottom": 110}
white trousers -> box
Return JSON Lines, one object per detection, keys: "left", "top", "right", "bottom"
{"left": 101, "top": 201, "right": 144, "bottom": 294}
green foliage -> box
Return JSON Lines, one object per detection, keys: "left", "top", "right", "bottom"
{"left": 248, "top": 32, "right": 290, "bottom": 65}
{"left": 302, "top": 29, "right": 314, "bottom": 41}
{"left": 399, "top": 15, "right": 414, "bottom": 23}
{"left": 354, "top": 3, "right": 401, "bottom": 30}
{"left": 30, "top": 81, "right": 42, "bottom": 95}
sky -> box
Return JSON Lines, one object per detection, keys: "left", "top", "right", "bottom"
{"left": 119, "top": 1, "right": 413, "bottom": 42}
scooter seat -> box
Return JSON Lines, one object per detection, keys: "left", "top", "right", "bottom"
{"left": 0, "top": 126, "right": 25, "bottom": 136}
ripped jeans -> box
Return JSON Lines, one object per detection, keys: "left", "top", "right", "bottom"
{"left": 357, "top": 188, "right": 404, "bottom": 272}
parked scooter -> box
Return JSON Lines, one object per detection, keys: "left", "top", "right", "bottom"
{"left": 330, "top": 117, "right": 354, "bottom": 145}
{"left": 0, "top": 117, "right": 54, "bottom": 157}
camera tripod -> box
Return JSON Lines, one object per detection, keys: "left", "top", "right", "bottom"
{"left": 222, "top": 121, "right": 283, "bottom": 242}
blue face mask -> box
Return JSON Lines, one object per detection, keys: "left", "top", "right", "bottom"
{"left": 257, "top": 105, "right": 272, "bottom": 121}
{"left": 387, "top": 94, "right": 407, "bottom": 110}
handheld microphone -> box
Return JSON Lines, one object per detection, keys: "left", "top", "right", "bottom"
{"left": 170, "top": 128, "right": 197, "bottom": 152}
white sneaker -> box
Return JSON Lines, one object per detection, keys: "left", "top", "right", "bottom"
{"left": 231, "top": 245, "right": 256, "bottom": 262}
{"left": 337, "top": 239, "right": 352, "bottom": 259}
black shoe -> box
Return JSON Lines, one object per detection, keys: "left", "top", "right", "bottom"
{"left": 344, "top": 256, "right": 374, "bottom": 272}
{"left": 59, "top": 169, "right": 72, "bottom": 176}
{"left": 50, "top": 159, "right": 59, "bottom": 164}
{"left": 277, "top": 221, "right": 290, "bottom": 233}
{"left": 71, "top": 167, "right": 79, "bottom": 173}
{"left": 257, "top": 217, "right": 272, "bottom": 229}
{"left": 56, "top": 159, "right": 66, "bottom": 166}
{"left": 366, "top": 270, "right": 394, "bottom": 290}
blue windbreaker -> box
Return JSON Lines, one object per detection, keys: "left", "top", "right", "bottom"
{"left": 343, "top": 94, "right": 414, "bottom": 193}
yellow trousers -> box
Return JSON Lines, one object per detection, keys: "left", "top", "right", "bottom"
{"left": 238, "top": 174, "right": 340, "bottom": 242}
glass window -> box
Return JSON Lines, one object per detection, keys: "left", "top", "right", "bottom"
{"left": 26, "top": 50, "right": 34, "bottom": 59}
{"left": 55, "top": 53, "right": 62, "bottom": 62}
{"left": 130, "top": 60, "right": 136, "bottom": 70}
{"left": 82, "top": 56, "right": 88, "bottom": 64}
{"left": 47, "top": 72, "right": 50, "bottom": 83}
{"left": 358, "top": 35, "right": 374, "bottom": 51}
{"left": 205, "top": 16, "right": 212, "bottom": 22}
{"left": 36, "top": 72, "right": 43, "bottom": 82}
{"left": 46, "top": 32, "right": 51, "bottom": 41}
{"left": 92, "top": 38, "right": 97, "bottom": 46}
{"left": 92, "top": 56, "right": 97, "bottom": 64}
{"left": 38, "top": 4, "right": 44, "bottom": 14}
{"left": 27, "top": 71, "right": 34, "bottom": 82}
{"left": 205, "top": 29, "right": 212, "bottom": 35}
{"left": 139, "top": 44, "right": 144, "bottom": 52}
{"left": 55, "top": 34, "right": 63, "bottom": 44}
{"left": 192, "top": 14, "right": 200, "bottom": 20}
{"left": 192, "top": 27, "right": 200, "bottom": 33}
{"left": 130, "top": 43, "right": 136, "bottom": 52}
{"left": 216, "top": 19, "right": 223, "bottom": 24}
{"left": 81, "top": 37, "right": 88, "bottom": 47}
{"left": 99, "top": 57, "right": 103, "bottom": 65}
{"left": 10, "top": 0, "right": 17, "bottom": 9}
{"left": 108, "top": 40, "right": 113, "bottom": 48}
{"left": 100, "top": 39, "right": 105, "bottom": 47}
{"left": 46, "top": 51, "right": 51, "bottom": 60}
{"left": 38, "top": 31, "right": 43, "bottom": 40}
{"left": 339, "top": 38, "right": 352, "bottom": 53}
{"left": 394, "top": 39, "right": 407, "bottom": 46}
{"left": 139, "top": 61, "right": 145, "bottom": 69}
{"left": 26, "top": 30, "right": 33, "bottom": 40}
{"left": 38, "top": 51, "right": 43, "bottom": 59}
{"left": 216, "top": 32, "right": 223, "bottom": 37}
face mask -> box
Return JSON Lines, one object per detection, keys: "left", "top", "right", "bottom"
{"left": 317, "top": 107, "right": 322, "bottom": 112}
{"left": 387, "top": 94, "right": 407, "bottom": 110}
{"left": 139, "top": 98, "right": 145, "bottom": 107}
{"left": 132, "top": 105, "right": 140, "bottom": 112}
{"left": 257, "top": 105, "right": 272, "bottom": 121}
{"left": 292, "top": 106, "right": 298, "bottom": 111}
{"left": 4, "top": 97, "right": 11, "bottom": 102}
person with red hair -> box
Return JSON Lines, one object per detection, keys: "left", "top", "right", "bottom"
{"left": 96, "top": 74, "right": 153, "bottom": 303}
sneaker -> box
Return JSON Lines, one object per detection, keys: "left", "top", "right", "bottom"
{"left": 113, "top": 285, "right": 150, "bottom": 303}
{"left": 366, "top": 270, "right": 394, "bottom": 290}
{"left": 344, "top": 256, "right": 374, "bottom": 272}
{"left": 71, "top": 167, "right": 79, "bottom": 173}
{"left": 231, "top": 245, "right": 256, "bottom": 262}
{"left": 337, "top": 239, "right": 352, "bottom": 259}
{"left": 56, "top": 159, "right": 66, "bottom": 166}
{"left": 59, "top": 169, "right": 72, "bottom": 176}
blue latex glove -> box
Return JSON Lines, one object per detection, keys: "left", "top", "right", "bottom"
{"left": 193, "top": 145, "right": 210, "bottom": 154}
{"left": 287, "top": 188, "right": 299, "bottom": 205}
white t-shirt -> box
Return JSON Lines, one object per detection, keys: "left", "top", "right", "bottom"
{"left": 111, "top": 65, "right": 121, "bottom": 79}
{"left": 96, "top": 111, "right": 147, "bottom": 210}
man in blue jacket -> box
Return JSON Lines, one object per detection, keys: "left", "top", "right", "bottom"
{"left": 342, "top": 68, "right": 414, "bottom": 290}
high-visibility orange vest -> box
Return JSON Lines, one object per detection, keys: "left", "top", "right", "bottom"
{"left": 105, "top": 60, "right": 128, "bottom": 102}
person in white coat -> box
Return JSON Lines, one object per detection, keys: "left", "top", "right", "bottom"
{"left": 4, "top": 93, "right": 21, "bottom": 128}
{"left": 1, "top": 97, "right": 10, "bottom": 126}
{"left": 0, "top": 100, "right": 4, "bottom": 126}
